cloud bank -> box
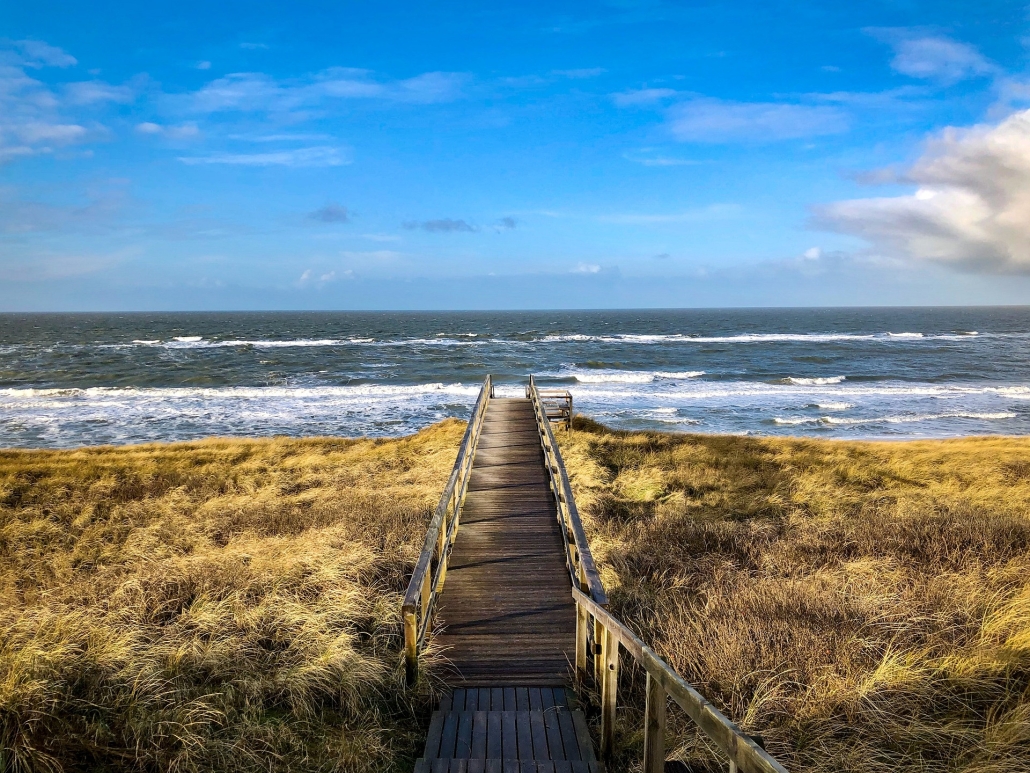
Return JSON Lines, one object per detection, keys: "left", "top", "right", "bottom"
{"left": 816, "top": 109, "right": 1030, "bottom": 273}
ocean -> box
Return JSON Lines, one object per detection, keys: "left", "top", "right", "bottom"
{"left": 2, "top": 307, "right": 1030, "bottom": 448}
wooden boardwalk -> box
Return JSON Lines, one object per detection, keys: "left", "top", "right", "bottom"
{"left": 435, "top": 398, "right": 577, "bottom": 685}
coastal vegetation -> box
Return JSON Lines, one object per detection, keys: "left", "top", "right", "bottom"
{"left": 0, "top": 423, "right": 463, "bottom": 773}
{"left": 3, "top": 416, "right": 1029, "bottom": 772}
{"left": 559, "top": 417, "right": 1030, "bottom": 773}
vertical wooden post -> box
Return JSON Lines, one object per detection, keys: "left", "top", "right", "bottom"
{"left": 594, "top": 616, "right": 605, "bottom": 684}
{"left": 575, "top": 601, "right": 588, "bottom": 677}
{"left": 643, "top": 672, "right": 667, "bottom": 773}
{"left": 403, "top": 608, "right": 418, "bottom": 684}
{"left": 600, "top": 626, "right": 619, "bottom": 758}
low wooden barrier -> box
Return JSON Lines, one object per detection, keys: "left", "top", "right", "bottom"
{"left": 572, "top": 588, "right": 789, "bottom": 773}
{"left": 402, "top": 375, "right": 493, "bottom": 683}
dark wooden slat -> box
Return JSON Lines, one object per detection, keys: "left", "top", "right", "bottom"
{"left": 529, "top": 688, "right": 543, "bottom": 711}
{"left": 480, "top": 688, "right": 492, "bottom": 710}
{"left": 516, "top": 688, "right": 530, "bottom": 711}
{"left": 453, "top": 689, "right": 467, "bottom": 712}
{"left": 432, "top": 759, "right": 449, "bottom": 773}
{"left": 472, "top": 711, "right": 488, "bottom": 759}
{"left": 543, "top": 703, "right": 565, "bottom": 761}
{"left": 503, "top": 761, "right": 519, "bottom": 773}
{"left": 488, "top": 711, "right": 503, "bottom": 759}
{"left": 530, "top": 710, "right": 549, "bottom": 759}
{"left": 456, "top": 712, "right": 473, "bottom": 759}
{"left": 571, "top": 710, "right": 595, "bottom": 762}
{"left": 468, "top": 760, "right": 485, "bottom": 773}
{"left": 516, "top": 710, "right": 534, "bottom": 760}
{"left": 440, "top": 712, "right": 459, "bottom": 759}
{"left": 425, "top": 712, "right": 446, "bottom": 759}
{"left": 414, "top": 759, "right": 431, "bottom": 773}
{"left": 441, "top": 693, "right": 454, "bottom": 712}
{"left": 556, "top": 709, "right": 581, "bottom": 762}
{"left": 504, "top": 687, "right": 517, "bottom": 711}
{"left": 486, "top": 760, "right": 501, "bottom": 773}
{"left": 466, "top": 689, "right": 479, "bottom": 712}
{"left": 450, "top": 760, "right": 468, "bottom": 773}
{"left": 502, "top": 710, "right": 518, "bottom": 760}
{"left": 492, "top": 687, "right": 504, "bottom": 711}
{"left": 554, "top": 763, "right": 573, "bottom": 773}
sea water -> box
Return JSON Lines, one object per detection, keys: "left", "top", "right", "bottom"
{"left": 2, "top": 308, "right": 1030, "bottom": 448}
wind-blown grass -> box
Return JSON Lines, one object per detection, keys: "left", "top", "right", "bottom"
{"left": 0, "top": 422, "right": 464, "bottom": 773}
{"left": 559, "top": 417, "right": 1030, "bottom": 773}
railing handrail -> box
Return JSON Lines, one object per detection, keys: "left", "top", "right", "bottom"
{"left": 402, "top": 375, "right": 492, "bottom": 682}
{"left": 527, "top": 375, "right": 607, "bottom": 605}
{"left": 573, "top": 587, "right": 788, "bottom": 773}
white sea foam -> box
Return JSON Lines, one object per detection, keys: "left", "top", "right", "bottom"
{"left": 570, "top": 369, "right": 704, "bottom": 384}
{"left": 774, "top": 411, "right": 1017, "bottom": 427}
{"left": 785, "top": 376, "right": 846, "bottom": 385}
{"left": 887, "top": 332, "right": 924, "bottom": 338}
{"left": 813, "top": 402, "right": 853, "bottom": 410}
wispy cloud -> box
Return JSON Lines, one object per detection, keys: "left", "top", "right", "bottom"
{"left": 552, "top": 67, "right": 606, "bottom": 79}
{"left": 135, "top": 121, "right": 200, "bottom": 139}
{"left": 623, "top": 148, "right": 700, "bottom": 166}
{"left": 178, "top": 146, "right": 350, "bottom": 166}
{"left": 814, "top": 109, "right": 1030, "bottom": 273}
{"left": 868, "top": 29, "right": 997, "bottom": 85}
{"left": 308, "top": 203, "right": 350, "bottom": 223}
{"left": 611, "top": 87, "right": 679, "bottom": 106}
{"left": 667, "top": 98, "right": 848, "bottom": 142}
{"left": 64, "top": 80, "right": 135, "bottom": 105}
{"left": 11, "top": 39, "right": 77, "bottom": 68}
{"left": 179, "top": 68, "right": 469, "bottom": 116}
{"left": 403, "top": 218, "right": 476, "bottom": 232}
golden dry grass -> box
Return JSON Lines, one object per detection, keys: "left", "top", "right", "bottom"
{"left": 559, "top": 417, "right": 1030, "bottom": 773}
{"left": 0, "top": 421, "right": 465, "bottom": 773}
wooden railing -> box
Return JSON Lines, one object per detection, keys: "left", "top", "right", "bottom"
{"left": 527, "top": 376, "right": 607, "bottom": 610}
{"left": 528, "top": 375, "right": 788, "bottom": 773}
{"left": 402, "top": 375, "right": 493, "bottom": 683}
{"left": 573, "top": 588, "right": 788, "bottom": 773}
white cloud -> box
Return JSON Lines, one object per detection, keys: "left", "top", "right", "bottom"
{"left": 612, "top": 87, "right": 678, "bottom": 107}
{"left": 64, "top": 80, "right": 134, "bottom": 105}
{"left": 870, "top": 30, "right": 996, "bottom": 85}
{"left": 667, "top": 98, "right": 848, "bottom": 142}
{"left": 815, "top": 109, "right": 1030, "bottom": 273}
{"left": 180, "top": 68, "right": 468, "bottom": 115}
{"left": 572, "top": 262, "right": 601, "bottom": 274}
{"left": 178, "top": 145, "right": 349, "bottom": 167}
{"left": 12, "top": 40, "right": 77, "bottom": 68}
{"left": 196, "top": 61, "right": 212, "bottom": 70}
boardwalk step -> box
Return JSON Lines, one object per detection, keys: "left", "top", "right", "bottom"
{"left": 414, "top": 760, "right": 605, "bottom": 773}
{"left": 421, "top": 708, "right": 596, "bottom": 763}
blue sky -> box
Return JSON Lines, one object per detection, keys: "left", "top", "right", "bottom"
{"left": 3, "top": 1, "right": 1030, "bottom": 310}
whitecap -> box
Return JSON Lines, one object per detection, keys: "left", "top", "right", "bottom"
{"left": 785, "top": 376, "right": 846, "bottom": 385}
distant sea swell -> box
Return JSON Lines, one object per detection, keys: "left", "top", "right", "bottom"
{"left": 1, "top": 308, "right": 1028, "bottom": 448}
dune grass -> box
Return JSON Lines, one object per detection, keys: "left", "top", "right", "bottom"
{"left": 558, "top": 417, "right": 1030, "bottom": 772}
{"left": 0, "top": 421, "right": 464, "bottom": 773}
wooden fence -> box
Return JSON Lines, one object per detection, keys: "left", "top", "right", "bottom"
{"left": 402, "top": 375, "right": 493, "bottom": 684}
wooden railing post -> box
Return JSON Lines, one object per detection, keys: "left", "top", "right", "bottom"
{"left": 643, "top": 671, "right": 667, "bottom": 773}
{"left": 403, "top": 607, "right": 418, "bottom": 684}
{"left": 600, "top": 625, "right": 619, "bottom": 758}
{"left": 576, "top": 601, "right": 588, "bottom": 677}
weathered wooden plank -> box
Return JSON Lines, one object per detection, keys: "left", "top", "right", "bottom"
{"left": 472, "top": 711, "right": 488, "bottom": 759}
{"left": 504, "top": 687, "right": 517, "bottom": 711}
{"left": 530, "top": 710, "right": 549, "bottom": 759}
{"left": 441, "top": 712, "right": 459, "bottom": 759}
{"left": 516, "top": 688, "right": 530, "bottom": 711}
{"left": 457, "top": 711, "right": 474, "bottom": 759}
{"left": 516, "top": 710, "right": 534, "bottom": 760}
{"left": 556, "top": 709, "right": 581, "bottom": 762}
{"left": 542, "top": 701, "right": 565, "bottom": 760}
{"left": 570, "top": 710, "right": 596, "bottom": 762}
{"left": 467, "top": 760, "right": 485, "bottom": 773}
{"left": 502, "top": 710, "right": 518, "bottom": 760}
{"left": 425, "top": 712, "right": 446, "bottom": 759}
{"left": 488, "top": 711, "right": 503, "bottom": 759}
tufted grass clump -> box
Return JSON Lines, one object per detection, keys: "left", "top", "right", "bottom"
{"left": 559, "top": 417, "right": 1030, "bottom": 773}
{"left": 0, "top": 421, "right": 464, "bottom": 773}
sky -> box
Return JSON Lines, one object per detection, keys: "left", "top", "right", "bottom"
{"left": 2, "top": 1, "right": 1030, "bottom": 310}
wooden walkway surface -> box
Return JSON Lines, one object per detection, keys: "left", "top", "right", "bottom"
{"left": 434, "top": 398, "right": 577, "bottom": 686}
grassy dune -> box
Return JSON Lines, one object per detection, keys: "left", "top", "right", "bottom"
{"left": 0, "top": 422, "right": 464, "bottom": 773}
{"left": 4, "top": 417, "right": 1030, "bottom": 773}
{"left": 559, "top": 417, "right": 1030, "bottom": 773}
